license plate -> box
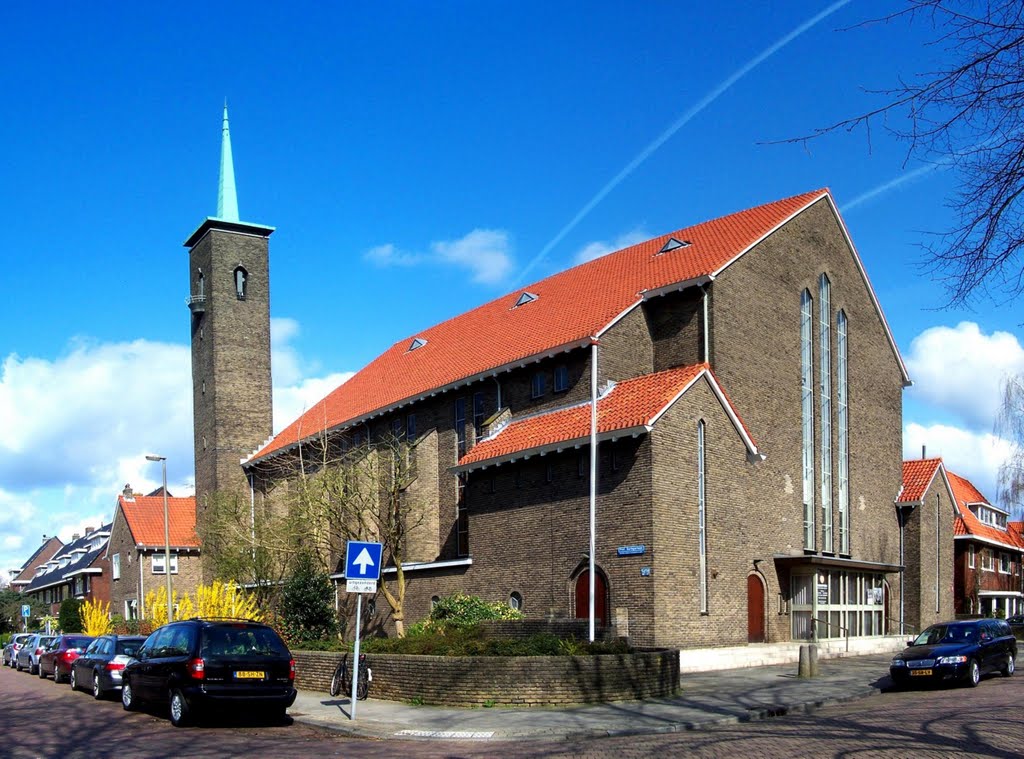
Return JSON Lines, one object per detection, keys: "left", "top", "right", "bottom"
{"left": 234, "top": 670, "right": 265, "bottom": 679}
{"left": 910, "top": 669, "right": 932, "bottom": 676}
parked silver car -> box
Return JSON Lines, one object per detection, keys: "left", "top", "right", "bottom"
{"left": 16, "top": 634, "right": 56, "bottom": 674}
{"left": 3, "top": 634, "right": 31, "bottom": 667}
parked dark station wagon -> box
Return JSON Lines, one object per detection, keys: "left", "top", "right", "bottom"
{"left": 890, "top": 619, "right": 1017, "bottom": 688}
{"left": 121, "top": 619, "right": 296, "bottom": 727}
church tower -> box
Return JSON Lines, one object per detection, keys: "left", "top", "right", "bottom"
{"left": 186, "top": 105, "right": 274, "bottom": 557}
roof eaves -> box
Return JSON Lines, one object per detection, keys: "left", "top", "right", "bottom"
{"left": 636, "top": 274, "right": 714, "bottom": 305}
{"left": 244, "top": 336, "right": 595, "bottom": 467}
{"left": 452, "top": 424, "right": 651, "bottom": 474}
{"left": 954, "top": 533, "right": 1024, "bottom": 552}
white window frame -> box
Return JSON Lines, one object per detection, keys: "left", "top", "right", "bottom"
{"left": 1000, "top": 552, "right": 1011, "bottom": 574}
{"left": 836, "top": 310, "right": 849, "bottom": 554}
{"left": 982, "top": 549, "right": 994, "bottom": 573}
{"left": 151, "top": 553, "right": 179, "bottom": 575}
{"left": 819, "top": 275, "right": 833, "bottom": 551}
{"left": 800, "top": 289, "right": 815, "bottom": 549}
{"left": 112, "top": 552, "right": 121, "bottom": 580}
{"left": 968, "top": 544, "right": 975, "bottom": 568}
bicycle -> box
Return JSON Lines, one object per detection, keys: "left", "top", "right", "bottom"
{"left": 329, "top": 653, "right": 370, "bottom": 700}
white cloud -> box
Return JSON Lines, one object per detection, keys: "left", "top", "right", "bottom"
{"left": 904, "top": 422, "right": 1012, "bottom": 503}
{"left": 365, "top": 229, "right": 514, "bottom": 285}
{"left": 905, "top": 322, "right": 1024, "bottom": 430}
{"left": 273, "top": 372, "right": 354, "bottom": 435}
{"left": 573, "top": 228, "right": 650, "bottom": 264}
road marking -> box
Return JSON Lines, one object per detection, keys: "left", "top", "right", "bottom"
{"left": 394, "top": 729, "right": 495, "bottom": 739}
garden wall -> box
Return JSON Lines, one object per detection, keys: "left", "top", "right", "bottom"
{"left": 294, "top": 649, "right": 679, "bottom": 706}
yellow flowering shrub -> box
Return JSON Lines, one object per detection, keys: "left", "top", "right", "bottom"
{"left": 80, "top": 599, "right": 113, "bottom": 636}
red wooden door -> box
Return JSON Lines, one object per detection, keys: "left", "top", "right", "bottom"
{"left": 747, "top": 574, "right": 766, "bottom": 642}
{"left": 575, "top": 570, "right": 607, "bottom": 626}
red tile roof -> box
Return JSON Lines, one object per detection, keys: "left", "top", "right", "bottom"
{"left": 118, "top": 495, "right": 200, "bottom": 549}
{"left": 947, "top": 471, "right": 1024, "bottom": 551}
{"left": 248, "top": 189, "right": 905, "bottom": 465}
{"left": 455, "top": 364, "right": 757, "bottom": 471}
{"left": 899, "top": 458, "right": 944, "bottom": 502}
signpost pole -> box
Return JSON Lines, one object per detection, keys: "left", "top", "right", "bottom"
{"left": 350, "top": 593, "right": 362, "bottom": 721}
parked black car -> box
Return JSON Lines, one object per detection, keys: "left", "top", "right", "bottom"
{"left": 121, "top": 619, "right": 296, "bottom": 727}
{"left": 890, "top": 619, "right": 1017, "bottom": 688}
{"left": 70, "top": 635, "right": 146, "bottom": 699}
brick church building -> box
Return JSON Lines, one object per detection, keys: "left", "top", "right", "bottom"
{"left": 187, "top": 110, "right": 939, "bottom": 650}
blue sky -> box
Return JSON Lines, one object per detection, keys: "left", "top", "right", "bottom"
{"left": 2, "top": 1, "right": 1022, "bottom": 574}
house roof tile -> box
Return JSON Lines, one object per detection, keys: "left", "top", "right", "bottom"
{"left": 456, "top": 364, "right": 756, "bottom": 470}
{"left": 248, "top": 190, "right": 855, "bottom": 465}
{"left": 118, "top": 495, "right": 200, "bottom": 548}
{"left": 899, "top": 458, "right": 944, "bottom": 503}
{"left": 947, "top": 471, "right": 1024, "bottom": 551}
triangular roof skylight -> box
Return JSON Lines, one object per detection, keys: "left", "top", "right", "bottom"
{"left": 656, "top": 237, "right": 691, "bottom": 255}
{"left": 514, "top": 291, "right": 539, "bottom": 308}
{"left": 408, "top": 337, "right": 428, "bottom": 352}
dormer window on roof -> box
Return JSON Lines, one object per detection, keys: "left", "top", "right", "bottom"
{"left": 513, "top": 292, "right": 539, "bottom": 308}
{"left": 408, "top": 337, "right": 428, "bottom": 352}
{"left": 656, "top": 237, "right": 691, "bottom": 255}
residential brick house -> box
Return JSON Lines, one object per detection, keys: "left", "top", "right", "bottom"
{"left": 106, "top": 486, "right": 201, "bottom": 621}
{"left": 8, "top": 536, "right": 64, "bottom": 593}
{"left": 19, "top": 526, "right": 111, "bottom": 616}
{"left": 897, "top": 458, "right": 956, "bottom": 634}
{"left": 198, "top": 184, "right": 921, "bottom": 650}
{"left": 947, "top": 470, "right": 1024, "bottom": 618}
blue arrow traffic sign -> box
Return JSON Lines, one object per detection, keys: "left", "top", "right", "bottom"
{"left": 345, "top": 541, "right": 383, "bottom": 581}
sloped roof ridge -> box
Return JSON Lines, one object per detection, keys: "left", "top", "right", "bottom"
{"left": 248, "top": 189, "right": 867, "bottom": 465}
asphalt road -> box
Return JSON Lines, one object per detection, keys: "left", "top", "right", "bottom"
{"left": 1, "top": 660, "right": 1020, "bottom": 758}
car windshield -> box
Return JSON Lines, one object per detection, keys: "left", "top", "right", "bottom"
{"left": 913, "top": 624, "right": 978, "bottom": 646}
{"left": 65, "top": 636, "right": 92, "bottom": 651}
{"left": 201, "top": 626, "right": 289, "bottom": 658}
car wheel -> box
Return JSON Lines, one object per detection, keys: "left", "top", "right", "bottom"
{"left": 70, "top": 668, "right": 78, "bottom": 691}
{"left": 1002, "top": 654, "right": 1015, "bottom": 677}
{"left": 38, "top": 664, "right": 46, "bottom": 679}
{"left": 169, "top": 689, "right": 190, "bottom": 728}
{"left": 55, "top": 666, "right": 66, "bottom": 684}
{"left": 122, "top": 679, "right": 137, "bottom": 711}
{"left": 16, "top": 659, "right": 23, "bottom": 672}
{"left": 966, "top": 659, "right": 981, "bottom": 687}
{"left": 29, "top": 661, "right": 37, "bottom": 675}
{"left": 92, "top": 672, "right": 103, "bottom": 699}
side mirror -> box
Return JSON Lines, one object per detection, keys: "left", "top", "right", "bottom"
{"left": 906, "top": 640, "right": 915, "bottom": 647}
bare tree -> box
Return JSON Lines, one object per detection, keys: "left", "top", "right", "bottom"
{"left": 214, "top": 431, "right": 425, "bottom": 637}
{"left": 996, "top": 373, "right": 1024, "bottom": 520}
{"left": 787, "top": 1, "right": 1024, "bottom": 307}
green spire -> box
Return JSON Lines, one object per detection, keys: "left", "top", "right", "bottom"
{"left": 217, "top": 101, "right": 239, "bottom": 222}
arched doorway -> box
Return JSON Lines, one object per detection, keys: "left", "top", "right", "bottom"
{"left": 574, "top": 569, "right": 608, "bottom": 627}
{"left": 747, "top": 574, "right": 766, "bottom": 643}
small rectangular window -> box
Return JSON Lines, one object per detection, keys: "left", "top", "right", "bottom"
{"left": 554, "top": 365, "right": 569, "bottom": 392}
{"left": 112, "top": 553, "right": 121, "bottom": 581}
{"left": 1000, "top": 553, "right": 1011, "bottom": 574}
{"left": 546, "top": 462, "right": 554, "bottom": 483}
{"left": 969, "top": 544, "right": 975, "bottom": 568}
{"left": 406, "top": 413, "right": 416, "bottom": 441}
{"left": 577, "top": 453, "right": 587, "bottom": 478}
{"left": 151, "top": 553, "right": 179, "bottom": 575}
{"left": 392, "top": 417, "right": 403, "bottom": 439}
{"left": 531, "top": 372, "right": 546, "bottom": 399}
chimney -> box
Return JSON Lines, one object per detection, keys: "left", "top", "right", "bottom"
{"left": 922, "top": 445, "right": 927, "bottom": 459}
{"left": 84, "top": 526, "right": 95, "bottom": 536}
{"left": 123, "top": 483, "right": 133, "bottom": 498}
{"left": 71, "top": 533, "right": 80, "bottom": 542}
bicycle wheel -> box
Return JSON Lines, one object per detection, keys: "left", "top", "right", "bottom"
{"left": 329, "top": 663, "right": 344, "bottom": 697}
{"left": 356, "top": 667, "right": 369, "bottom": 701}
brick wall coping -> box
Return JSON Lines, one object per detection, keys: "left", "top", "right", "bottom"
{"left": 293, "top": 648, "right": 679, "bottom": 707}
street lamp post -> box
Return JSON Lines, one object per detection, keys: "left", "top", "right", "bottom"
{"left": 145, "top": 455, "right": 174, "bottom": 623}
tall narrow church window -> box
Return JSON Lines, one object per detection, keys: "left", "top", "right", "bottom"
{"left": 197, "top": 270, "right": 205, "bottom": 297}
{"left": 837, "top": 310, "right": 849, "bottom": 554}
{"left": 819, "top": 275, "right": 832, "bottom": 551}
{"left": 698, "top": 420, "right": 708, "bottom": 614}
{"left": 454, "top": 398, "right": 466, "bottom": 459}
{"left": 801, "top": 289, "right": 815, "bottom": 549}
{"left": 456, "top": 474, "right": 469, "bottom": 556}
{"left": 473, "top": 392, "right": 485, "bottom": 437}
{"left": 234, "top": 266, "right": 248, "bottom": 300}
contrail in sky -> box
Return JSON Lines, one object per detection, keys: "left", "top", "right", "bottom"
{"left": 841, "top": 162, "right": 948, "bottom": 212}
{"left": 515, "top": 0, "right": 854, "bottom": 284}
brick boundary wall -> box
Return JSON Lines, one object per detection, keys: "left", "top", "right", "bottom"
{"left": 293, "top": 649, "right": 679, "bottom": 706}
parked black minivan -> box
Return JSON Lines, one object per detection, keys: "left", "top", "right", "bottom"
{"left": 889, "top": 618, "right": 1017, "bottom": 688}
{"left": 121, "top": 619, "right": 296, "bottom": 726}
